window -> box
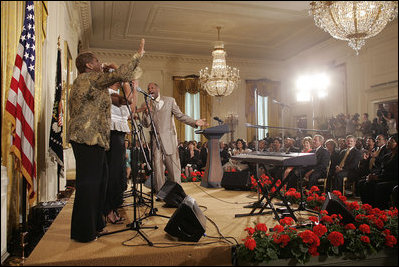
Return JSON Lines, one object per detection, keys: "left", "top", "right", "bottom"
{"left": 185, "top": 92, "right": 200, "bottom": 142}
{"left": 257, "top": 93, "right": 268, "bottom": 139}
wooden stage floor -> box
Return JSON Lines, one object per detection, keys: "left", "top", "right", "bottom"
{"left": 24, "top": 182, "right": 315, "bottom": 266}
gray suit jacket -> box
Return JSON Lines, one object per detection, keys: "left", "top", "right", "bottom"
{"left": 142, "top": 96, "right": 197, "bottom": 155}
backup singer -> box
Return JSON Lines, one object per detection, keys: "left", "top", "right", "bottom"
{"left": 67, "top": 39, "right": 145, "bottom": 242}
{"left": 104, "top": 80, "right": 137, "bottom": 224}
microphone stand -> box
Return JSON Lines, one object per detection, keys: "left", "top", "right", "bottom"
{"left": 138, "top": 94, "right": 169, "bottom": 221}
{"left": 100, "top": 84, "right": 157, "bottom": 246}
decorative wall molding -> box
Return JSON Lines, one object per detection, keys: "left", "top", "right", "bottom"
{"left": 75, "top": 1, "right": 91, "bottom": 51}
{"left": 368, "top": 80, "right": 398, "bottom": 92}
{"left": 89, "top": 48, "right": 281, "bottom": 68}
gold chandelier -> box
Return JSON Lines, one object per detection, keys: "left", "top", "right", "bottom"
{"left": 199, "top": 26, "right": 240, "bottom": 97}
{"left": 310, "top": 1, "right": 398, "bottom": 55}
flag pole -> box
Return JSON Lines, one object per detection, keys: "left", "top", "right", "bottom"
{"left": 57, "top": 36, "right": 61, "bottom": 197}
{"left": 21, "top": 176, "right": 28, "bottom": 262}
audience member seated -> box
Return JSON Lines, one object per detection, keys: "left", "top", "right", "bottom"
{"left": 219, "top": 141, "right": 231, "bottom": 166}
{"left": 358, "top": 134, "right": 398, "bottom": 210}
{"left": 268, "top": 137, "right": 284, "bottom": 152}
{"left": 198, "top": 141, "right": 208, "bottom": 170}
{"left": 223, "top": 139, "right": 252, "bottom": 172}
{"left": 283, "top": 137, "right": 300, "bottom": 153}
{"left": 337, "top": 138, "right": 347, "bottom": 152}
{"left": 325, "top": 139, "right": 340, "bottom": 192}
{"left": 370, "top": 134, "right": 389, "bottom": 173}
{"left": 283, "top": 136, "right": 313, "bottom": 190}
{"left": 182, "top": 141, "right": 201, "bottom": 178}
{"left": 304, "top": 134, "right": 330, "bottom": 189}
{"left": 331, "top": 135, "right": 362, "bottom": 194}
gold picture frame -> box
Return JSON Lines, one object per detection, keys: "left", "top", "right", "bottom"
{"left": 63, "top": 40, "right": 73, "bottom": 148}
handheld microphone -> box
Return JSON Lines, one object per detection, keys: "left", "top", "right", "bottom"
{"left": 213, "top": 116, "right": 223, "bottom": 124}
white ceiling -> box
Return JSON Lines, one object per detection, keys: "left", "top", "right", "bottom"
{"left": 84, "top": 1, "right": 333, "bottom": 61}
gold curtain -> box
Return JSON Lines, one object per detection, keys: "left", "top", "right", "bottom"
{"left": 172, "top": 75, "right": 212, "bottom": 142}
{"left": 1, "top": 0, "right": 47, "bottom": 241}
{"left": 245, "top": 79, "right": 281, "bottom": 141}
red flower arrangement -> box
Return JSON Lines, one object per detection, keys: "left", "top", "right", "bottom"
{"left": 180, "top": 170, "right": 204, "bottom": 183}
{"left": 237, "top": 200, "right": 398, "bottom": 265}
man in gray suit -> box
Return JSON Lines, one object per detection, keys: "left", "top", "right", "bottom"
{"left": 141, "top": 82, "right": 207, "bottom": 193}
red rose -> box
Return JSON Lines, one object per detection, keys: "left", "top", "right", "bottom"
{"left": 280, "top": 216, "right": 294, "bottom": 226}
{"left": 295, "top": 192, "right": 301, "bottom": 199}
{"left": 309, "top": 216, "right": 319, "bottom": 224}
{"left": 255, "top": 223, "right": 268, "bottom": 232}
{"left": 244, "top": 238, "right": 256, "bottom": 250}
{"left": 308, "top": 245, "right": 319, "bottom": 256}
{"left": 313, "top": 224, "right": 327, "bottom": 237}
{"left": 359, "top": 224, "right": 370, "bottom": 234}
{"left": 310, "top": 186, "right": 320, "bottom": 192}
{"left": 332, "top": 190, "right": 342, "bottom": 197}
{"left": 385, "top": 235, "right": 397, "bottom": 247}
{"left": 327, "top": 231, "right": 344, "bottom": 247}
{"left": 345, "top": 223, "right": 356, "bottom": 230}
{"left": 347, "top": 201, "right": 360, "bottom": 210}
{"left": 278, "top": 234, "right": 291, "bottom": 247}
{"left": 273, "top": 225, "right": 284, "bottom": 233}
{"left": 361, "top": 236, "right": 370, "bottom": 243}
{"left": 361, "top": 203, "right": 372, "bottom": 213}
{"left": 383, "top": 229, "right": 391, "bottom": 236}
{"left": 339, "top": 195, "right": 347, "bottom": 202}
{"left": 355, "top": 214, "right": 366, "bottom": 222}
{"left": 192, "top": 177, "right": 197, "bottom": 182}
{"left": 299, "top": 230, "right": 320, "bottom": 247}
{"left": 374, "top": 218, "right": 384, "bottom": 229}
{"left": 321, "top": 215, "right": 333, "bottom": 224}
{"left": 245, "top": 227, "right": 255, "bottom": 235}
{"left": 307, "top": 196, "right": 314, "bottom": 202}
{"left": 320, "top": 210, "right": 328, "bottom": 215}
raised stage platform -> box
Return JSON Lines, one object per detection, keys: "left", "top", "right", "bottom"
{"left": 24, "top": 182, "right": 313, "bottom": 266}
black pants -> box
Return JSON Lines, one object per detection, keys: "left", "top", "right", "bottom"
{"left": 331, "top": 170, "right": 348, "bottom": 193}
{"left": 70, "top": 141, "right": 107, "bottom": 242}
{"left": 358, "top": 179, "right": 396, "bottom": 210}
{"left": 104, "top": 131, "right": 126, "bottom": 215}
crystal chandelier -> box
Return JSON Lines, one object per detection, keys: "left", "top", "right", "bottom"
{"left": 199, "top": 26, "right": 240, "bottom": 97}
{"left": 310, "top": 1, "right": 398, "bottom": 55}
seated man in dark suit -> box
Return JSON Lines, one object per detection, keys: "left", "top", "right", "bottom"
{"left": 283, "top": 137, "right": 300, "bottom": 153}
{"left": 369, "top": 134, "right": 389, "bottom": 173}
{"left": 305, "top": 134, "right": 330, "bottom": 189}
{"left": 358, "top": 134, "right": 398, "bottom": 209}
{"left": 331, "top": 135, "right": 362, "bottom": 193}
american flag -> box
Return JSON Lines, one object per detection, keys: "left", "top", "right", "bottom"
{"left": 5, "top": 1, "right": 36, "bottom": 205}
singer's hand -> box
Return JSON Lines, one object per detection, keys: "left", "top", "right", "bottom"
{"left": 195, "top": 119, "right": 208, "bottom": 127}
{"left": 138, "top": 39, "right": 145, "bottom": 57}
{"left": 130, "top": 80, "right": 138, "bottom": 90}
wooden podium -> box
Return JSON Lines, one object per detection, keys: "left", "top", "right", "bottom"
{"left": 195, "top": 124, "right": 230, "bottom": 188}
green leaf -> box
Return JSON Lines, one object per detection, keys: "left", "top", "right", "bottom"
{"left": 332, "top": 246, "right": 339, "bottom": 255}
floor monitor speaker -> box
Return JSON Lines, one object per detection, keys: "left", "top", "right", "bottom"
{"left": 156, "top": 181, "right": 187, "bottom": 207}
{"left": 320, "top": 192, "right": 355, "bottom": 224}
{"left": 221, "top": 171, "right": 251, "bottom": 190}
{"left": 164, "top": 195, "right": 206, "bottom": 242}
